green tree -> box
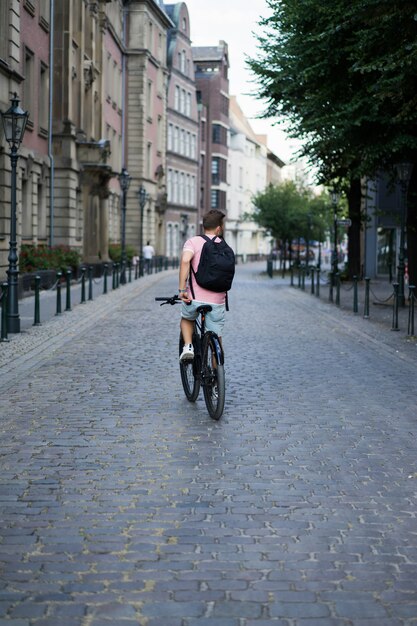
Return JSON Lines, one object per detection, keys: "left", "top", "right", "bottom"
{"left": 248, "top": 0, "right": 417, "bottom": 281}
{"left": 251, "top": 181, "right": 332, "bottom": 265}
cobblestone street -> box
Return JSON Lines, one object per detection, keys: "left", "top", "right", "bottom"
{"left": 0, "top": 262, "right": 416, "bottom": 626}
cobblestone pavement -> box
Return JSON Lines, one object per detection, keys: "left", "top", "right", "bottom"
{"left": 0, "top": 262, "right": 416, "bottom": 626}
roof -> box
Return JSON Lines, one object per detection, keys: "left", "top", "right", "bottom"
{"left": 192, "top": 40, "right": 228, "bottom": 62}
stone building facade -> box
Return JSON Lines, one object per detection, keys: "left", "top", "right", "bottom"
{"left": 164, "top": 2, "right": 199, "bottom": 257}
{"left": 0, "top": 0, "right": 51, "bottom": 277}
{"left": 124, "top": 0, "right": 172, "bottom": 257}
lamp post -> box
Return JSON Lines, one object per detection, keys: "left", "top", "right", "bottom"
{"left": 395, "top": 162, "right": 413, "bottom": 307}
{"left": 138, "top": 185, "right": 148, "bottom": 270}
{"left": 118, "top": 167, "right": 131, "bottom": 285}
{"left": 0, "top": 93, "right": 29, "bottom": 333}
{"left": 331, "top": 190, "right": 340, "bottom": 280}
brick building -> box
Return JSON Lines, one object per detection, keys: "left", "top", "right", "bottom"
{"left": 192, "top": 41, "right": 229, "bottom": 223}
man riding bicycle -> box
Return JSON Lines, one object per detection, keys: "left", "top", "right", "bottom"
{"left": 178, "top": 210, "right": 233, "bottom": 362}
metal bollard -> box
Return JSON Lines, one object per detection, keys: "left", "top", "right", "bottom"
{"left": 353, "top": 276, "right": 358, "bottom": 313}
{"left": 33, "top": 275, "right": 41, "bottom": 326}
{"left": 290, "top": 266, "right": 294, "bottom": 287}
{"left": 128, "top": 261, "right": 132, "bottom": 283}
{"left": 135, "top": 262, "right": 139, "bottom": 280}
{"left": 112, "top": 263, "right": 116, "bottom": 290}
{"left": 316, "top": 268, "right": 320, "bottom": 297}
{"left": 80, "top": 266, "right": 86, "bottom": 303}
{"left": 65, "top": 270, "right": 72, "bottom": 311}
{"left": 139, "top": 257, "right": 144, "bottom": 277}
{"left": 115, "top": 263, "right": 120, "bottom": 288}
{"left": 408, "top": 285, "right": 415, "bottom": 336}
{"left": 56, "top": 271, "right": 62, "bottom": 315}
{"left": 88, "top": 265, "right": 93, "bottom": 301}
{"left": 335, "top": 272, "right": 340, "bottom": 306}
{"left": 311, "top": 267, "right": 315, "bottom": 295}
{"left": 267, "top": 259, "right": 273, "bottom": 278}
{"left": 363, "top": 277, "right": 370, "bottom": 318}
{"left": 391, "top": 282, "right": 399, "bottom": 331}
{"left": 1, "top": 282, "right": 9, "bottom": 342}
{"left": 103, "top": 264, "right": 108, "bottom": 294}
{"left": 329, "top": 271, "right": 334, "bottom": 302}
{"left": 301, "top": 266, "right": 305, "bottom": 290}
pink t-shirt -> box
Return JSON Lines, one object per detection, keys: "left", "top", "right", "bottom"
{"left": 183, "top": 235, "right": 226, "bottom": 305}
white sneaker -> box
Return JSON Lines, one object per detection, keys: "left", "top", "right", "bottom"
{"left": 180, "top": 344, "right": 194, "bottom": 362}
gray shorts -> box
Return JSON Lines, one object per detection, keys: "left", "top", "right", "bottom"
{"left": 181, "top": 300, "right": 225, "bottom": 336}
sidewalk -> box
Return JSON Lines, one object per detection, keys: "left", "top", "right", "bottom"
{"left": 285, "top": 268, "right": 417, "bottom": 351}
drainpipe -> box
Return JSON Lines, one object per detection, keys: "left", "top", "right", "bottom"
{"left": 121, "top": 3, "right": 127, "bottom": 168}
{"left": 48, "top": 0, "right": 55, "bottom": 247}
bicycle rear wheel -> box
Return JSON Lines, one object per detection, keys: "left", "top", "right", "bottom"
{"left": 179, "top": 334, "right": 201, "bottom": 402}
{"left": 202, "top": 333, "right": 225, "bottom": 420}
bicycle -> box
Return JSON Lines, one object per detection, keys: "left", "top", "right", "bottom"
{"left": 155, "top": 295, "right": 225, "bottom": 420}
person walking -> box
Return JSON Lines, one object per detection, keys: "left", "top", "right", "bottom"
{"left": 178, "top": 209, "right": 235, "bottom": 362}
{"left": 143, "top": 241, "right": 155, "bottom": 274}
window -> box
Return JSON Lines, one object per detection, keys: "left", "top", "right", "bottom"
{"left": 167, "top": 169, "right": 173, "bottom": 201}
{"left": 180, "top": 89, "right": 186, "bottom": 114}
{"left": 37, "top": 182, "right": 47, "bottom": 239}
{"left": 40, "top": 0, "right": 50, "bottom": 28}
{"left": 157, "top": 115, "right": 163, "bottom": 153}
{"left": 181, "top": 50, "right": 186, "bottom": 74}
{"left": 212, "top": 158, "right": 220, "bottom": 185}
{"left": 147, "top": 80, "right": 153, "bottom": 118}
{"left": 211, "top": 189, "right": 226, "bottom": 210}
{"left": 39, "top": 63, "right": 49, "bottom": 133}
{"left": 0, "top": 1, "right": 8, "bottom": 61}
{"left": 221, "top": 94, "right": 229, "bottom": 116}
{"left": 168, "top": 123, "right": 173, "bottom": 150}
{"left": 186, "top": 93, "right": 192, "bottom": 117}
{"left": 180, "top": 129, "right": 185, "bottom": 155}
{"left": 211, "top": 189, "right": 219, "bottom": 209}
{"left": 174, "top": 85, "right": 180, "bottom": 110}
{"left": 21, "top": 177, "right": 32, "bottom": 238}
{"left": 174, "top": 126, "right": 179, "bottom": 152}
{"left": 147, "top": 142, "right": 152, "bottom": 178}
{"left": 212, "top": 123, "right": 227, "bottom": 145}
{"left": 23, "top": 48, "right": 35, "bottom": 122}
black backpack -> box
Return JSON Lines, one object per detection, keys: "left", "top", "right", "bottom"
{"left": 190, "top": 235, "right": 235, "bottom": 296}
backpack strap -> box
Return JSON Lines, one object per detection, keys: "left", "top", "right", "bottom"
{"left": 189, "top": 235, "right": 210, "bottom": 299}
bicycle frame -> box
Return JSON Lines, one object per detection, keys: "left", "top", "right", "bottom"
{"left": 156, "top": 295, "right": 225, "bottom": 419}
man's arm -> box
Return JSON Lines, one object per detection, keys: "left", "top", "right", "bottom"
{"left": 179, "top": 249, "right": 193, "bottom": 302}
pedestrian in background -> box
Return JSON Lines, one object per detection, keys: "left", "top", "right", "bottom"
{"left": 143, "top": 241, "right": 155, "bottom": 274}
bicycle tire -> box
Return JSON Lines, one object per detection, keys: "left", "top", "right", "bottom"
{"left": 179, "top": 334, "right": 201, "bottom": 402}
{"left": 202, "top": 333, "right": 225, "bottom": 420}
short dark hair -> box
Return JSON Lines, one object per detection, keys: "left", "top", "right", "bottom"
{"left": 202, "top": 210, "right": 225, "bottom": 231}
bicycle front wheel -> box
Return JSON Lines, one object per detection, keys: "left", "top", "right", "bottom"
{"left": 179, "top": 334, "right": 201, "bottom": 402}
{"left": 202, "top": 333, "right": 225, "bottom": 420}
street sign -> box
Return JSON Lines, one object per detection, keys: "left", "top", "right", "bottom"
{"left": 337, "top": 218, "right": 352, "bottom": 227}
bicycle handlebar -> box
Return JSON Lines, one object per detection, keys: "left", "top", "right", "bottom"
{"left": 155, "top": 295, "right": 181, "bottom": 305}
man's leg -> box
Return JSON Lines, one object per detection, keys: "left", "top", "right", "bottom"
{"left": 180, "top": 318, "right": 194, "bottom": 345}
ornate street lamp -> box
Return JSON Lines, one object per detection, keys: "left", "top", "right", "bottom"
{"left": 331, "top": 190, "right": 340, "bottom": 281}
{"left": 118, "top": 167, "right": 131, "bottom": 285}
{"left": 395, "top": 162, "right": 413, "bottom": 306}
{"left": 0, "top": 93, "right": 29, "bottom": 333}
{"left": 138, "top": 185, "right": 148, "bottom": 276}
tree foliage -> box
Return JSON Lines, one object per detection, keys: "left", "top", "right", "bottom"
{"left": 251, "top": 181, "right": 332, "bottom": 250}
{"left": 248, "top": 0, "right": 417, "bottom": 281}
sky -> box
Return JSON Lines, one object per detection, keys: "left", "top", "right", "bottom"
{"left": 183, "top": 0, "right": 300, "bottom": 165}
